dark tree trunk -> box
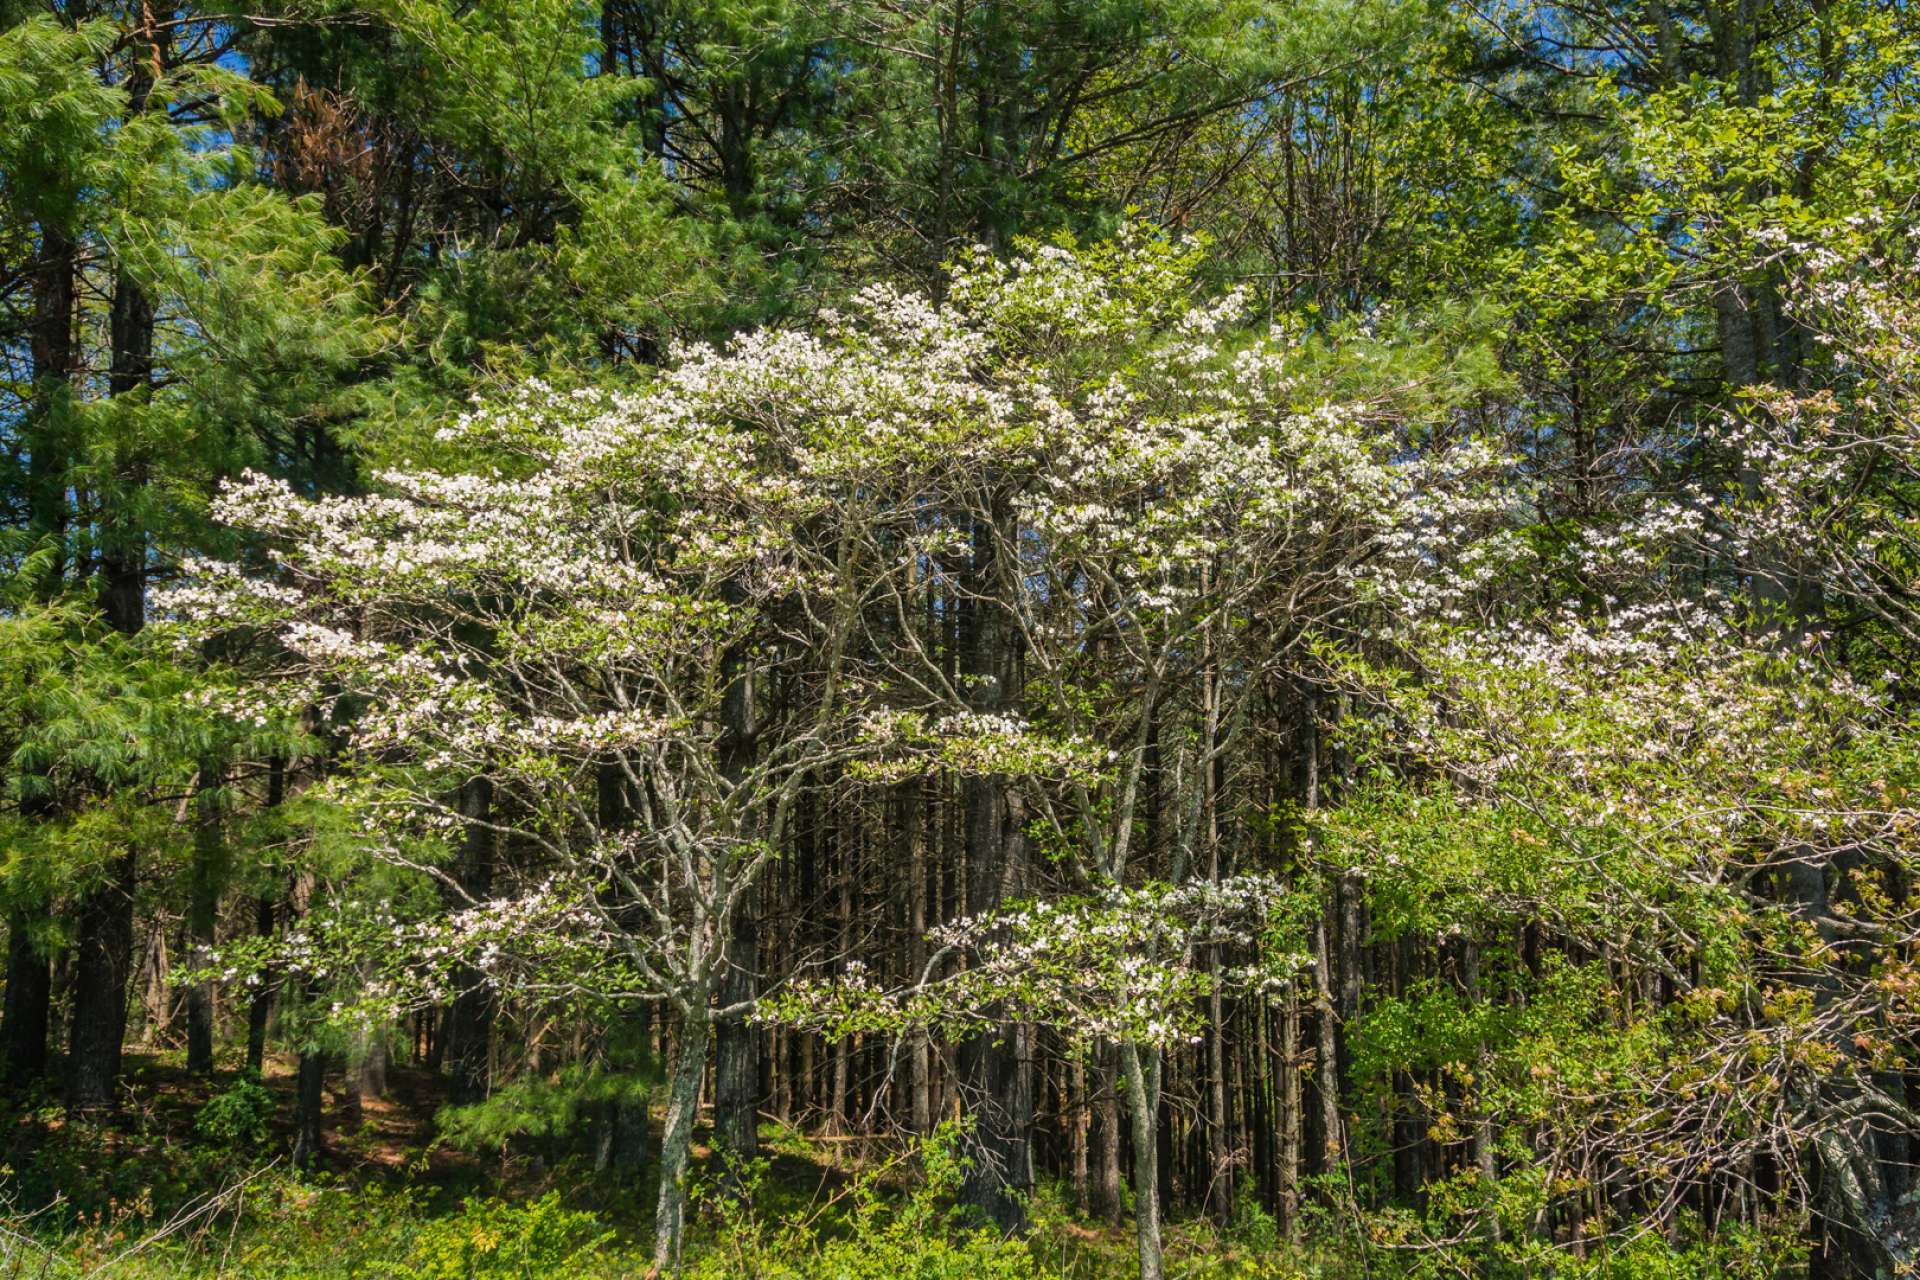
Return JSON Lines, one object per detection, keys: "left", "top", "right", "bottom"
{"left": 186, "top": 753, "right": 226, "bottom": 1074}
{"left": 426, "top": 1006, "right": 447, "bottom": 1071}
{"left": 101, "top": 256, "right": 152, "bottom": 635}
{"left": 956, "top": 495, "right": 1033, "bottom": 1232}
{"left": 2, "top": 912, "right": 51, "bottom": 1087}
{"left": 948, "top": 495, "right": 1029, "bottom": 1228}
{"left": 26, "top": 221, "right": 75, "bottom": 579}
{"left": 1278, "top": 989, "right": 1302, "bottom": 1236}
{"left": 1312, "top": 913, "right": 1343, "bottom": 1179}
{"left": 1207, "top": 988, "right": 1231, "bottom": 1224}
{"left": 907, "top": 781, "right": 933, "bottom": 1136}
{"left": 957, "top": 782, "right": 1035, "bottom": 1228}
{"left": 292, "top": 1041, "right": 326, "bottom": 1168}
{"left": 68, "top": 109, "right": 158, "bottom": 1116}
{"left": 1096, "top": 1041, "right": 1125, "bottom": 1223}
{"left": 245, "top": 894, "right": 277, "bottom": 1075}
{"left": 67, "top": 850, "right": 138, "bottom": 1115}
{"left": 713, "top": 927, "right": 759, "bottom": 1162}
{"left": 246, "top": 761, "right": 286, "bottom": 1076}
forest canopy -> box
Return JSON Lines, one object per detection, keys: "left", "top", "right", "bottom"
{"left": 2, "top": 0, "right": 1918, "bottom": 1277}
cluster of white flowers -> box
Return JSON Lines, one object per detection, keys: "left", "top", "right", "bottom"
{"left": 853, "top": 710, "right": 1111, "bottom": 785}
{"left": 767, "top": 875, "right": 1309, "bottom": 1048}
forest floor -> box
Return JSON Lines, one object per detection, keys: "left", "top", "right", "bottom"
{"left": 0, "top": 1053, "right": 1316, "bottom": 1278}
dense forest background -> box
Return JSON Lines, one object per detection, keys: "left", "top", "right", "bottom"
{"left": 2, "top": 0, "right": 1919, "bottom": 1276}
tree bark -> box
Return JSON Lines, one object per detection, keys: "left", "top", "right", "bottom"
{"left": 1121, "top": 1042, "right": 1165, "bottom": 1280}
{"left": 1312, "top": 914, "right": 1344, "bottom": 1178}
{"left": 1279, "top": 987, "right": 1302, "bottom": 1236}
{"left": 67, "top": 850, "right": 137, "bottom": 1115}
{"left": 908, "top": 782, "right": 933, "bottom": 1136}
{"left": 70, "top": 66, "right": 159, "bottom": 1114}
{"left": 714, "top": 914, "right": 759, "bottom": 1165}
{"left": 186, "top": 753, "right": 226, "bottom": 1073}
{"left": 2, "top": 912, "right": 51, "bottom": 1087}
{"left": 957, "top": 494, "right": 1033, "bottom": 1232}
{"left": 63, "top": 219, "right": 155, "bottom": 1115}
{"left": 1208, "top": 986, "right": 1232, "bottom": 1223}
{"left": 653, "top": 1011, "right": 708, "bottom": 1269}
{"left": 291, "top": 1035, "right": 326, "bottom": 1168}
{"left": 245, "top": 894, "right": 277, "bottom": 1075}
{"left": 246, "top": 759, "right": 287, "bottom": 1075}
{"left": 1069, "top": 1048, "right": 1090, "bottom": 1212}
{"left": 956, "top": 787, "right": 1034, "bottom": 1232}
{"left": 1096, "top": 1041, "right": 1125, "bottom": 1223}
{"left": 25, "top": 218, "right": 75, "bottom": 580}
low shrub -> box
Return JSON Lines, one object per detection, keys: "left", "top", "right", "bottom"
{"left": 389, "top": 1191, "right": 617, "bottom": 1280}
{"left": 194, "top": 1073, "right": 275, "bottom": 1150}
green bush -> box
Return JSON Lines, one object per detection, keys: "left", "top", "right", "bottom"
{"left": 194, "top": 1073, "right": 275, "bottom": 1150}
{"left": 1559, "top": 1219, "right": 1805, "bottom": 1280}
{"left": 390, "top": 1193, "right": 615, "bottom": 1280}
{"left": 1228, "top": 1182, "right": 1281, "bottom": 1255}
{"left": 687, "top": 1123, "right": 1042, "bottom": 1280}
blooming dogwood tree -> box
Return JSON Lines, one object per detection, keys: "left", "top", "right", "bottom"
{"left": 166, "top": 228, "right": 1516, "bottom": 1271}
{"left": 167, "top": 322, "right": 1030, "bottom": 1261}
{"left": 1312, "top": 244, "right": 1920, "bottom": 1265}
